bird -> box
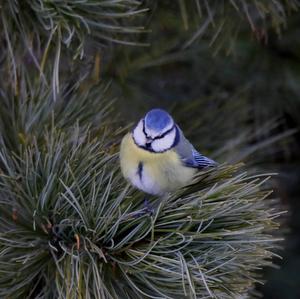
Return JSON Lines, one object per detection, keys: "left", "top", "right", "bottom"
{"left": 119, "top": 108, "right": 217, "bottom": 195}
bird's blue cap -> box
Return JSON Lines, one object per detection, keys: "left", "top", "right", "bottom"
{"left": 144, "top": 109, "right": 174, "bottom": 134}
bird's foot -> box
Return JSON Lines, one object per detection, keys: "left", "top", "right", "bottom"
{"left": 131, "top": 198, "right": 154, "bottom": 218}
{"left": 143, "top": 198, "right": 154, "bottom": 216}
{"left": 125, "top": 198, "right": 155, "bottom": 219}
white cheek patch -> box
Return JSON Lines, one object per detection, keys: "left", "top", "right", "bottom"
{"left": 133, "top": 120, "right": 146, "bottom": 146}
{"left": 151, "top": 128, "right": 176, "bottom": 152}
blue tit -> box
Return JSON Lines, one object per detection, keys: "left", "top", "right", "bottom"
{"left": 120, "top": 108, "right": 217, "bottom": 195}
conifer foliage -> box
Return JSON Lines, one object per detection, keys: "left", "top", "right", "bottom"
{"left": 0, "top": 1, "right": 297, "bottom": 298}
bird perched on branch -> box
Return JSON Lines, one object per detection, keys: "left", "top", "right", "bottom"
{"left": 120, "top": 108, "right": 217, "bottom": 195}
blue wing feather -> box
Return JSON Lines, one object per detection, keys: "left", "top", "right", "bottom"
{"left": 174, "top": 126, "right": 217, "bottom": 169}
{"left": 192, "top": 149, "right": 216, "bottom": 168}
{"left": 182, "top": 149, "right": 216, "bottom": 169}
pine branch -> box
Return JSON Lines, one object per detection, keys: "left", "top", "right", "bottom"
{"left": 175, "top": 0, "right": 300, "bottom": 51}
{"left": 0, "top": 65, "right": 118, "bottom": 153}
{"left": 0, "top": 0, "right": 148, "bottom": 97}
{"left": 0, "top": 0, "right": 147, "bottom": 53}
{"left": 0, "top": 72, "right": 283, "bottom": 298}
{"left": 0, "top": 134, "right": 283, "bottom": 298}
{"left": 0, "top": 2, "right": 295, "bottom": 297}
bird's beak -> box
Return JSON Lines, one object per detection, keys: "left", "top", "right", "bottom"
{"left": 145, "top": 138, "right": 152, "bottom": 148}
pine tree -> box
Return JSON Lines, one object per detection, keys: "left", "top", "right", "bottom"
{"left": 1, "top": 1, "right": 298, "bottom": 298}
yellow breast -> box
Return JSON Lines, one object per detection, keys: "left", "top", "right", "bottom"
{"left": 119, "top": 133, "right": 196, "bottom": 195}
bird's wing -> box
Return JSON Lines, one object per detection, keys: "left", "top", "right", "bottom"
{"left": 174, "top": 127, "right": 217, "bottom": 169}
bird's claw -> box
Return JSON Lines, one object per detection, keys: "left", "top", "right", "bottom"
{"left": 126, "top": 198, "right": 154, "bottom": 219}
{"left": 143, "top": 198, "right": 154, "bottom": 216}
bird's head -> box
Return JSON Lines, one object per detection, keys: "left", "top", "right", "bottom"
{"left": 132, "top": 108, "right": 179, "bottom": 152}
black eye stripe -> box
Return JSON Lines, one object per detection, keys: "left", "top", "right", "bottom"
{"left": 153, "top": 125, "right": 175, "bottom": 140}
{"left": 142, "top": 119, "right": 175, "bottom": 140}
